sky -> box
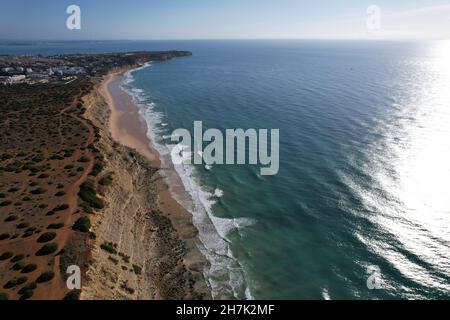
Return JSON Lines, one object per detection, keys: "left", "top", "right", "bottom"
{"left": 1, "top": 0, "right": 450, "bottom": 40}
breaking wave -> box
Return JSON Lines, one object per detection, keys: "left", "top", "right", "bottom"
{"left": 122, "top": 64, "right": 254, "bottom": 300}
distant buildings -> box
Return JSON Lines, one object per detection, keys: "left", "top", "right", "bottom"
{"left": 1, "top": 51, "right": 188, "bottom": 85}
{"left": 52, "top": 66, "right": 86, "bottom": 76}
{"left": 1, "top": 67, "right": 14, "bottom": 73}
{"left": 6, "top": 75, "right": 26, "bottom": 84}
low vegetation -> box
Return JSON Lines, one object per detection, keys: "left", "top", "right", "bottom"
{"left": 63, "top": 290, "right": 80, "bottom": 300}
{"left": 99, "top": 175, "right": 113, "bottom": 186}
{"left": 21, "top": 264, "right": 37, "bottom": 273}
{"left": 89, "top": 162, "right": 103, "bottom": 177}
{"left": 0, "top": 252, "right": 14, "bottom": 260}
{"left": 132, "top": 264, "right": 142, "bottom": 275}
{"left": 11, "top": 254, "right": 25, "bottom": 262}
{"left": 47, "top": 223, "right": 64, "bottom": 229}
{"left": 0, "top": 291, "right": 9, "bottom": 300}
{"left": 36, "top": 271, "right": 55, "bottom": 283}
{"left": 72, "top": 217, "right": 91, "bottom": 233}
{"left": 37, "top": 232, "right": 57, "bottom": 243}
{"left": 0, "top": 233, "right": 10, "bottom": 240}
{"left": 36, "top": 243, "right": 58, "bottom": 256}
{"left": 78, "top": 181, "right": 104, "bottom": 209}
{"left": 100, "top": 242, "right": 117, "bottom": 254}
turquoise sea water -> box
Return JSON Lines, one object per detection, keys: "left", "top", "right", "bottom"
{"left": 4, "top": 40, "right": 450, "bottom": 299}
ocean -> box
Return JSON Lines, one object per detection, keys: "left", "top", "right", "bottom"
{"left": 3, "top": 40, "right": 450, "bottom": 299}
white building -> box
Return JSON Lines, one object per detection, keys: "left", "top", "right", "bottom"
{"left": 1, "top": 67, "right": 14, "bottom": 73}
{"left": 7, "top": 75, "right": 26, "bottom": 83}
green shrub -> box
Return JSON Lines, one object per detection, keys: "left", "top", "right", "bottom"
{"left": 18, "top": 282, "right": 36, "bottom": 295}
{"left": 0, "top": 291, "right": 9, "bottom": 300}
{"left": 63, "top": 290, "right": 80, "bottom": 300}
{"left": 39, "top": 203, "right": 48, "bottom": 209}
{"left": 119, "top": 253, "right": 130, "bottom": 263}
{"left": 13, "top": 262, "right": 26, "bottom": 271}
{"left": 99, "top": 175, "right": 113, "bottom": 186}
{"left": 37, "top": 232, "right": 57, "bottom": 243}
{"left": 22, "top": 231, "right": 33, "bottom": 238}
{"left": 55, "top": 191, "right": 66, "bottom": 197}
{"left": 28, "top": 166, "right": 40, "bottom": 173}
{"left": 0, "top": 233, "right": 10, "bottom": 240}
{"left": 17, "top": 276, "right": 28, "bottom": 285}
{"left": 0, "top": 200, "right": 12, "bottom": 207}
{"left": 78, "top": 181, "right": 104, "bottom": 209}
{"left": 54, "top": 204, "right": 69, "bottom": 211}
{"left": 90, "top": 163, "right": 103, "bottom": 177}
{"left": 16, "top": 222, "right": 30, "bottom": 229}
{"left": 31, "top": 187, "right": 47, "bottom": 195}
{"left": 79, "top": 156, "right": 91, "bottom": 163}
{"left": 8, "top": 187, "right": 19, "bottom": 193}
{"left": 11, "top": 254, "right": 25, "bottom": 262}
{"left": 0, "top": 252, "right": 14, "bottom": 260}
{"left": 0, "top": 193, "right": 5, "bottom": 198}
{"left": 132, "top": 264, "right": 142, "bottom": 275}
{"left": 36, "top": 271, "right": 55, "bottom": 283}
{"left": 100, "top": 242, "right": 117, "bottom": 255}
{"left": 3, "top": 279, "right": 18, "bottom": 289}
{"left": 83, "top": 205, "right": 93, "bottom": 214}
{"left": 38, "top": 173, "right": 49, "bottom": 179}
{"left": 73, "top": 217, "right": 91, "bottom": 233}
{"left": 0, "top": 153, "right": 12, "bottom": 161}
{"left": 36, "top": 243, "right": 58, "bottom": 256}
{"left": 4, "top": 215, "right": 17, "bottom": 222}
{"left": 19, "top": 289, "right": 34, "bottom": 300}
{"left": 120, "top": 283, "right": 135, "bottom": 295}
{"left": 47, "top": 223, "right": 64, "bottom": 230}
{"left": 32, "top": 154, "right": 45, "bottom": 163}
{"left": 108, "top": 256, "right": 119, "bottom": 265}
{"left": 21, "top": 264, "right": 37, "bottom": 273}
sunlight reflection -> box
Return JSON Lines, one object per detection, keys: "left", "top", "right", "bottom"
{"left": 350, "top": 41, "right": 450, "bottom": 295}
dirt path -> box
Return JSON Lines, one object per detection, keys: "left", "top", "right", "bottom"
{"left": 46, "top": 92, "right": 96, "bottom": 299}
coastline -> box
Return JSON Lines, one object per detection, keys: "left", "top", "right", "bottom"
{"left": 80, "top": 64, "right": 211, "bottom": 299}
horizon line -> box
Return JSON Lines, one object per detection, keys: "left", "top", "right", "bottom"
{"left": 0, "top": 38, "right": 448, "bottom": 44}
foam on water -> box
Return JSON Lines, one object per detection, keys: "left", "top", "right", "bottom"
{"left": 122, "top": 64, "right": 254, "bottom": 299}
{"left": 213, "top": 188, "right": 224, "bottom": 198}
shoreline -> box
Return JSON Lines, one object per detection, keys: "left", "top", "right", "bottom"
{"left": 100, "top": 68, "right": 160, "bottom": 166}
{"left": 94, "top": 64, "right": 211, "bottom": 299}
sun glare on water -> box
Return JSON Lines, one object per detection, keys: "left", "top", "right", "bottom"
{"left": 350, "top": 40, "right": 450, "bottom": 297}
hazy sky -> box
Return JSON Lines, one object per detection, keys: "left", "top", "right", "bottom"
{"left": 1, "top": 0, "right": 450, "bottom": 40}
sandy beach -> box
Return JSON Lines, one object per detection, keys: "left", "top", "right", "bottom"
{"left": 79, "top": 65, "right": 210, "bottom": 299}
{"left": 100, "top": 70, "right": 159, "bottom": 165}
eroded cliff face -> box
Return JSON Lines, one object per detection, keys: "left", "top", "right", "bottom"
{"left": 79, "top": 83, "right": 208, "bottom": 300}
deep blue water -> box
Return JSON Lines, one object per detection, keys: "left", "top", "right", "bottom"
{"left": 3, "top": 40, "right": 450, "bottom": 299}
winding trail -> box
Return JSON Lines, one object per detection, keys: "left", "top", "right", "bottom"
{"left": 46, "top": 91, "right": 96, "bottom": 299}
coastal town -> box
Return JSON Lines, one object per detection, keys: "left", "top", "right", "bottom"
{"left": 0, "top": 51, "right": 192, "bottom": 85}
